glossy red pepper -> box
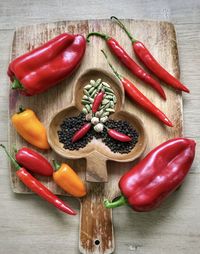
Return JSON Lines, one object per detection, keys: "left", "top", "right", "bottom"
{"left": 15, "top": 147, "right": 53, "bottom": 176}
{"left": 87, "top": 32, "right": 166, "bottom": 100}
{"left": 72, "top": 123, "right": 91, "bottom": 143}
{"left": 8, "top": 33, "right": 86, "bottom": 96}
{"left": 0, "top": 144, "right": 76, "bottom": 215}
{"left": 104, "top": 138, "right": 196, "bottom": 211}
{"left": 108, "top": 129, "right": 132, "bottom": 142}
{"left": 101, "top": 50, "right": 173, "bottom": 127}
{"left": 92, "top": 91, "right": 105, "bottom": 113}
{"left": 111, "top": 16, "right": 189, "bottom": 93}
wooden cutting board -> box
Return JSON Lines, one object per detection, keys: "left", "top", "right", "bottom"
{"left": 9, "top": 19, "right": 183, "bottom": 254}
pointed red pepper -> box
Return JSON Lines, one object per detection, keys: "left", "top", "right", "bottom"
{"left": 104, "top": 138, "right": 196, "bottom": 211}
{"left": 8, "top": 33, "right": 86, "bottom": 96}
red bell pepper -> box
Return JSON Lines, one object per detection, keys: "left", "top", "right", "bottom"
{"left": 15, "top": 147, "right": 53, "bottom": 176}
{"left": 104, "top": 138, "right": 196, "bottom": 211}
{"left": 8, "top": 33, "right": 86, "bottom": 96}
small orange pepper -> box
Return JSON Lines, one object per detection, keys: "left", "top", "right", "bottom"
{"left": 53, "top": 161, "right": 86, "bottom": 197}
{"left": 12, "top": 106, "right": 50, "bottom": 150}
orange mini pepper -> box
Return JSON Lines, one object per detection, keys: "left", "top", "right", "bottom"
{"left": 53, "top": 161, "right": 86, "bottom": 197}
{"left": 12, "top": 106, "right": 50, "bottom": 150}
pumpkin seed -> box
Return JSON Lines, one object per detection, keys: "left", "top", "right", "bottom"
{"left": 90, "top": 89, "right": 97, "bottom": 98}
{"left": 82, "top": 108, "right": 88, "bottom": 114}
{"left": 85, "top": 104, "right": 91, "bottom": 112}
{"left": 102, "top": 99, "right": 110, "bottom": 105}
{"left": 106, "top": 108, "right": 115, "bottom": 112}
{"left": 93, "top": 78, "right": 102, "bottom": 88}
{"left": 113, "top": 95, "right": 117, "bottom": 103}
{"left": 102, "top": 82, "right": 110, "bottom": 88}
{"left": 105, "top": 91, "right": 114, "bottom": 96}
{"left": 110, "top": 101, "right": 115, "bottom": 108}
{"left": 97, "top": 83, "right": 103, "bottom": 91}
{"left": 105, "top": 95, "right": 114, "bottom": 100}
{"left": 100, "top": 116, "right": 108, "bottom": 123}
{"left": 82, "top": 95, "right": 88, "bottom": 100}
{"left": 104, "top": 102, "right": 111, "bottom": 109}
{"left": 88, "top": 87, "right": 95, "bottom": 94}
{"left": 81, "top": 99, "right": 90, "bottom": 105}
{"left": 89, "top": 97, "right": 94, "bottom": 103}
{"left": 104, "top": 87, "right": 114, "bottom": 93}
{"left": 84, "top": 84, "right": 92, "bottom": 90}
{"left": 99, "top": 109, "right": 104, "bottom": 116}
{"left": 90, "top": 80, "right": 96, "bottom": 85}
{"left": 83, "top": 89, "right": 90, "bottom": 96}
{"left": 101, "top": 112, "right": 110, "bottom": 117}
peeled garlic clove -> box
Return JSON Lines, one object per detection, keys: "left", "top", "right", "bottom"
{"left": 91, "top": 117, "right": 99, "bottom": 125}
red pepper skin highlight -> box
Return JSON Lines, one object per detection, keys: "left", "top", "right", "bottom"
{"left": 108, "top": 129, "right": 132, "bottom": 142}
{"left": 72, "top": 123, "right": 91, "bottom": 143}
{"left": 87, "top": 33, "right": 166, "bottom": 100}
{"left": 111, "top": 16, "right": 189, "bottom": 93}
{"left": 92, "top": 91, "right": 105, "bottom": 113}
{"left": 8, "top": 33, "right": 86, "bottom": 96}
{"left": 0, "top": 144, "right": 76, "bottom": 215}
{"left": 15, "top": 147, "right": 53, "bottom": 176}
{"left": 105, "top": 138, "right": 195, "bottom": 212}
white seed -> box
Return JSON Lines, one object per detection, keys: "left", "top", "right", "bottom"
{"left": 83, "top": 95, "right": 88, "bottom": 100}
{"left": 94, "top": 123, "right": 104, "bottom": 132}
{"left": 84, "top": 84, "right": 92, "bottom": 90}
{"left": 106, "top": 108, "right": 115, "bottom": 112}
{"left": 91, "top": 117, "right": 99, "bottom": 125}
{"left": 90, "top": 80, "right": 96, "bottom": 85}
{"left": 102, "top": 99, "right": 110, "bottom": 104}
{"left": 82, "top": 108, "right": 88, "bottom": 114}
{"left": 100, "top": 116, "right": 108, "bottom": 123}
{"left": 102, "top": 82, "right": 110, "bottom": 88}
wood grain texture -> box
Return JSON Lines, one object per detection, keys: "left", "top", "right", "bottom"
{"left": 8, "top": 19, "right": 182, "bottom": 254}
{"left": 0, "top": 1, "right": 199, "bottom": 254}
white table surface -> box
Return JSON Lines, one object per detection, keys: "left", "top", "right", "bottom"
{"left": 0, "top": 1, "right": 199, "bottom": 253}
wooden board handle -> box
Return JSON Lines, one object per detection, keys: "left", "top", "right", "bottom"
{"left": 86, "top": 154, "right": 108, "bottom": 182}
{"left": 79, "top": 183, "right": 114, "bottom": 254}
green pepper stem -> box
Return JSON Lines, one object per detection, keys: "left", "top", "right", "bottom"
{"left": 110, "top": 16, "right": 137, "bottom": 43}
{"left": 104, "top": 195, "right": 127, "bottom": 209}
{"left": 101, "top": 49, "right": 122, "bottom": 80}
{"left": 86, "top": 32, "right": 110, "bottom": 43}
{"left": 0, "top": 144, "right": 21, "bottom": 170}
{"left": 52, "top": 160, "right": 61, "bottom": 171}
{"left": 11, "top": 79, "right": 24, "bottom": 90}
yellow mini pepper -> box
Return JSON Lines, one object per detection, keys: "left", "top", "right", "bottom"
{"left": 53, "top": 161, "right": 86, "bottom": 197}
{"left": 12, "top": 106, "right": 50, "bottom": 150}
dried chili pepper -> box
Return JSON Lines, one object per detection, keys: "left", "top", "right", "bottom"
{"left": 111, "top": 16, "right": 189, "bottom": 93}
{"left": 87, "top": 32, "right": 166, "bottom": 100}
{"left": 8, "top": 33, "right": 86, "bottom": 96}
{"left": 92, "top": 91, "right": 105, "bottom": 113}
{"left": 104, "top": 138, "right": 196, "bottom": 211}
{"left": 107, "top": 128, "right": 132, "bottom": 142}
{"left": 72, "top": 123, "right": 91, "bottom": 143}
{"left": 15, "top": 147, "right": 53, "bottom": 176}
{"left": 11, "top": 106, "right": 50, "bottom": 149}
{"left": 53, "top": 160, "right": 86, "bottom": 197}
{"left": 0, "top": 144, "right": 76, "bottom": 215}
{"left": 101, "top": 50, "right": 173, "bottom": 127}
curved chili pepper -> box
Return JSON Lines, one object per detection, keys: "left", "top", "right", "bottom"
{"left": 15, "top": 147, "right": 53, "bottom": 176}
{"left": 53, "top": 160, "right": 86, "bottom": 197}
{"left": 11, "top": 106, "right": 50, "bottom": 149}
{"left": 92, "top": 91, "right": 105, "bottom": 113}
{"left": 72, "top": 123, "right": 91, "bottom": 143}
{"left": 87, "top": 32, "right": 166, "bottom": 100}
{"left": 101, "top": 50, "right": 173, "bottom": 127}
{"left": 107, "top": 129, "right": 132, "bottom": 142}
{"left": 0, "top": 144, "right": 76, "bottom": 215}
{"left": 8, "top": 33, "right": 86, "bottom": 96}
{"left": 111, "top": 16, "right": 189, "bottom": 93}
{"left": 104, "top": 138, "right": 196, "bottom": 211}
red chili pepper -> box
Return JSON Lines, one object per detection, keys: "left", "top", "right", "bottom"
{"left": 0, "top": 144, "right": 76, "bottom": 215}
{"left": 101, "top": 50, "right": 173, "bottom": 127}
{"left": 107, "top": 129, "right": 132, "bottom": 142}
{"left": 87, "top": 33, "right": 166, "bottom": 100}
{"left": 15, "top": 147, "right": 53, "bottom": 176}
{"left": 8, "top": 33, "right": 86, "bottom": 96}
{"left": 92, "top": 91, "right": 105, "bottom": 113}
{"left": 72, "top": 123, "right": 91, "bottom": 143}
{"left": 104, "top": 138, "right": 196, "bottom": 211}
{"left": 111, "top": 16, "right": 190, "bottom": 93}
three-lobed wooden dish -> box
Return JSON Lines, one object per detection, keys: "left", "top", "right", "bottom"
{"left": 47, "top": 68, "right": 147, "bottom": 182}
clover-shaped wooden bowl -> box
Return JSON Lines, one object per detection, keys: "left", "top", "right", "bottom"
{"left": 47, "top": 68, "right": 147, "bottom": 182}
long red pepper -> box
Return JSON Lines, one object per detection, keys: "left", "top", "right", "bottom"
{"left": 15, "top": 147, "right": 53, "bottom": 176}
{"left": 8, "top": 33, "right": 86, "bottom": 96}
{"left": 104, "top": 138, "right": 196, "bottom": 211}
{"left": 72, "top": 123, "right": 91, "bottom": 143}
{"left": 92, "top": 91, "right": 105, "bottom": 113}
{"left": 111, "top": 16, "right": 189, "bottom": 93}
{"left": 108, "top": 129, "right": 132, "bottom": 142}
{"left": 101, "top": 50, "right": 173, "bottom": 127}
{"left": 87, "top": 32, "right": 166, "bottom": 100}
{"left": 0, "top": 144, "right": 76, "bottom": 215}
